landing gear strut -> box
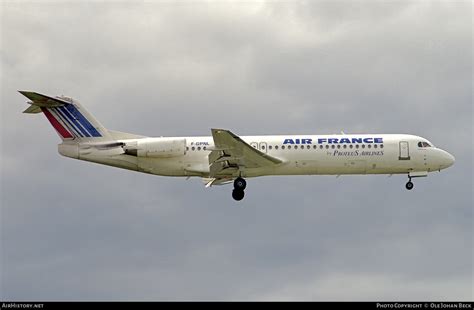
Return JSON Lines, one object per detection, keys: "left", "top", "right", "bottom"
{"left": 232, "top": 177, "right": 246, "bottom": 201}
{"left": 405, "top": 177, "right": 414, "bottom": 190}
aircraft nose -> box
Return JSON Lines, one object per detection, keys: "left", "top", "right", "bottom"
{"left": 441, "top": 150, "right": 455, "bottom": 169}
{"left": 446, "top": 152, "right": 455, "bottom": 167}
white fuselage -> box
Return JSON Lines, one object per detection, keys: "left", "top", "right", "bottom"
{"left": 60, "top": 134, "right": 455, "bottom": 179}
{"left": 19, "top": 91, "right": 454, "bottom": 199}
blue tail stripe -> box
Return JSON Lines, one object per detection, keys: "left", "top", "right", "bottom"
{"left": 59, "top": 106, "right": 91, "bottom": 137}
{"left": 58, "top": 106, "right": 90, "bottom": 137}
{"left": 53, "top": 107, "right": 82, "bottom": 138}
{"left": 65, "top": 105, "right": 102, "bottom": 137}
{"left": 70, "top": 105, "right": 102, "bottom": 137}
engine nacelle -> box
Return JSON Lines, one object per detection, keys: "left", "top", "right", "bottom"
{"left": 125, "top": 138, "right": 186, "bottom": 158}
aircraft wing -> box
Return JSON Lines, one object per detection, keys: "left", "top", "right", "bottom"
{"left": 209, "top": 128, "right": 282, "bottom": 178}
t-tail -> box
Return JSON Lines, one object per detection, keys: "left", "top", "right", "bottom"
{"left": 19, "top": 91, "right": 113, "bottom": 142}
{"left": 20, "top": 91, "right": 144, "bottom": 170}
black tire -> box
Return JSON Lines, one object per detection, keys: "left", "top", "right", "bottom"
{"left": 232, "top": 189, "right": 245, "bottom": 201}
{"left": 234, "top": 177, "right": 247, "bottom": 190}
{"left": 406, "top": 181, "right": 414, "bottom": 190}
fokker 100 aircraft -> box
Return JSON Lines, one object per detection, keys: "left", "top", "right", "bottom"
{"left": 19, "top": 91, "right": 455, "bottom": 201}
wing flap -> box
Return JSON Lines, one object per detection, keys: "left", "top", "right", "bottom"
{"left": 202, "top": 177, "right": 233, "bottom": 187}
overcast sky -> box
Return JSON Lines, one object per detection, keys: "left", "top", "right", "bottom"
{"left": 1, "top": 0, "right": 472, "bottom": 301}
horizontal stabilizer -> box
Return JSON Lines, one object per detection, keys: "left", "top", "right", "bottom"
{"left": 22, "top": 105, "right": 42, "bottom": 114}
{"left": 18, "top": 91, "right": 68, "bottom": 107}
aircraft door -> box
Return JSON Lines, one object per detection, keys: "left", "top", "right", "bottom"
{"left": 399, "top": 141, "right": 410, "bottom": 160}
{"left": 259, "top": 142, "right": 268, "bottom": 153}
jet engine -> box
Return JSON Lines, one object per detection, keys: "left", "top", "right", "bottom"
{"left": 124, "top": 138, "right": 186, "bottom": 158}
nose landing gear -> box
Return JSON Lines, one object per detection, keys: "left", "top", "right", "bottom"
{"left": 404, "top": 171, "right": 428, "bottom": 190}
{"left": 232, "top": 177, "right": 247, "bottom": 201}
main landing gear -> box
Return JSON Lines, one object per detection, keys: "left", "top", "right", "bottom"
{"left": 405, "top": 177, "right": 414, "bottom": 190}
{"left": 232, "top": 177, "right": 247, "bottom": 201}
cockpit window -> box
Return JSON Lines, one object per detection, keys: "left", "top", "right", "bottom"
{"left": 418, "top": 141, "right": 431, "bottom": 148}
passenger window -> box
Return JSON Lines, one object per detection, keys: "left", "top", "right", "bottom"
{"left": 368, "top": 145, "right": 371, "bottom": 149}
{"left": 192, "top": 147, "right": 195, "bottom": 151}
{"left": 356, "top": 145, "right": 359, "bottom": 149}
{"left": 343, "top": 145, "right": 347, "bottom": 149}
{"left": 337, "top": 145, "right": 341, "bottom": 149}
{"left": 362, "top": 145, "right": 365, "bottom": 149}
{"left": 313, "top": 145, "right": 317, "bottom": 149}
{"left": 331, "top": 145, "right": 335, "bottom": 149}
{"left": 326, "top": 145, "right": 329, "bottom": 149}
{"left": 269, "top": 145, "right": 272, "bottom": 150}
{"left": 300, "top": 145, "right": 304, "bottom": 149}
{"left": 262, "top": 145, "right": 266, "bottom": 150}
{"left": 320, "top": 145, "right": 323, "bottom": 149}
{"left": 186, "top": 146, "right": 189, "bottom": 151}
{"left": 203, "top": 146, "right": 207, "bottom": 150}
{"left": 197, "top": 147, "right": 201, "bottom": 151}
{"left": 380, "top": 145, "right": 384, "bottom": 149}
{"left": 282, "top": 146, "right": 285, "bottom": 150}
{"left": 275, "top": 146, "right": 279, "bottom": 150}
{"left": 349, "top": 145, "right": 353, "bottom": 149}
{"left": 374, "top": 145, "right": 377, "bottom": 149}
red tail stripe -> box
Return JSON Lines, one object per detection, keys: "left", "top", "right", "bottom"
{"left": 41, "top": 108, "right": 73, "bottom": 139}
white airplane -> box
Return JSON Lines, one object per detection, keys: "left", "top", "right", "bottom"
{"left": 20, "top": 91, "right": 455, "bottom": 201}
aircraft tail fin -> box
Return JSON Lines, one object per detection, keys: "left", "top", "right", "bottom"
{"left": 19, "top": 91, "right": 114, "bottom": 142}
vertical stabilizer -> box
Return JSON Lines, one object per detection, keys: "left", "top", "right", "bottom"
{"left": 19, "top": 91, "right": 113, "bottom": 142}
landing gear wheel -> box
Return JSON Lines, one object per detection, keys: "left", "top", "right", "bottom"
{"left": 405, "top": 181, "right": 414, "bottom": 190}
{"left": 232, "top": 189, "right": 245, "bottom": 201}
{"left": 234, "top": 177, "right": 247, "bottom": 190}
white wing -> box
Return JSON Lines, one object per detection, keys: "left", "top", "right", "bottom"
{"left": 208, "top": 128, "right": 282, "bottom": 178}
